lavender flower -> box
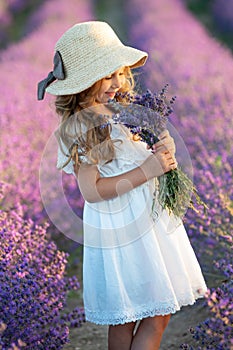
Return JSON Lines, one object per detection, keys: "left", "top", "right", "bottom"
{"left": 0, "top": 0, "right": 92, "bottom": 222}
{"left": 126, "top": 0, "right": 233, "bottom": 347}
{"left": 0, "top": 182, "right": 85, "bottom": 349}
{"left": 112, "top": 86, "right": 208, "bottom": 218}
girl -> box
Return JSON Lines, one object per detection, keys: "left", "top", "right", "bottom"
{"left": 38, "top": 21, "right": 207, "bottom": 350}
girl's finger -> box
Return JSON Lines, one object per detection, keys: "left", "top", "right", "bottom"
{"left": 158, "top": 140, "right": 175, "bottom": 153}
{"left": 158, "top": 129, "right": 169, "bottom": 139}
{"left": 153, "top": 135, "right": 173, "bottom": 147}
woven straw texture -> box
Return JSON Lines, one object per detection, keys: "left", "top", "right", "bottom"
{"left": 46, "top": 21, "right": 148, "bottom": 96}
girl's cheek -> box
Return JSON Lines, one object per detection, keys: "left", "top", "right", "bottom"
{"left": 121, "top": 76, "right": 126, "bottom": 87}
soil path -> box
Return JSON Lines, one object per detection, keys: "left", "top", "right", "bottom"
{"left": 64, "top": 299, "right": 210, "bottom": 349}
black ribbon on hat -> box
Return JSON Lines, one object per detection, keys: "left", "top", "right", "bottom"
{"left": 37, "top": 51, "right": 65, "bottom": 100}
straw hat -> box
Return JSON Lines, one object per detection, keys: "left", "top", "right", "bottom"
{"left": 38, "top": 21, "right": 148, "bottom": 99}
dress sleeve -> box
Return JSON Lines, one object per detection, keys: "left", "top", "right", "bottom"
{"left": 57, "top": 139, "right": 75, "bottom": 175}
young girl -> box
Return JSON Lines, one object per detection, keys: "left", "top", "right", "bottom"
{"left": 38, "top": 21, "right": 207, "bottom": 350}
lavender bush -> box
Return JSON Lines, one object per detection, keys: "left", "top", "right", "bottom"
{"left": 0, "top": 1, "right": 12, "bottom": 27}
{"left": 126, "top": 0, "right": 233, "bottom": 347}
{"left": 0, "top": 2, "right": 12, "bottom": 45}
{"left": 212, "top": 0, "right": 233, "bottom": 32}
{"left": 0, "top": 0, "right": 42, "bottom": 46}
{"left": 0, "top": 181, "right": 85, "bottom": 349}
{"left": 0, "top": 0, "right": 92, "bottom": 222}
{"left": 0, "top": 1, "right": 94, "bottom": 347}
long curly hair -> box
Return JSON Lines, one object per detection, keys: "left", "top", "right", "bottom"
{"left": 55, "top": 67, "right": 135, "bottom": 171}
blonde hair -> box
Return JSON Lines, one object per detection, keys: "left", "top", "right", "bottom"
{"left": 55, "top": 67, "right": 135, "bottom": 170}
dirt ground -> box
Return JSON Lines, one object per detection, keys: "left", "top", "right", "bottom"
{"left": 64, "top": 298, "right": 210, "bottom": 349}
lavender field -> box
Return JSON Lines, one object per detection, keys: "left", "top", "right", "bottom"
{"left": 0, "top": 0, "right": 92, "bottom": 348}
{"left": 0, "top": 0, "right": 232, "bottom": 349}
{"left": 127, "top": 0, "right": 233, "bottom": 348}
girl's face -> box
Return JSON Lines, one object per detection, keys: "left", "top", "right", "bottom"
{"left": 95, "top": 67, "right": 126, "bottom": 104}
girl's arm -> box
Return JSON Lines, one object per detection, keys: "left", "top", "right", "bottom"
{"left": 77, "top": 131, "right": 177, "bottom": 203}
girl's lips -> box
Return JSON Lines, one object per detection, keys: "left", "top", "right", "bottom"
{"left": 105, "top": 92, "right": 116, "bottom": 98}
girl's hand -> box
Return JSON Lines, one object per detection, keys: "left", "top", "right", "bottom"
{"left": 142, "top": 151, "right": 177, "bottom": 179}
{"left": 144, "top": 130, "right": 177, "bottom": 178}
{"left": 147, "top": 130, "right": 176, "bottom": 156}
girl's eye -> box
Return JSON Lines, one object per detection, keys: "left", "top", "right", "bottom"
{"left": 105, "top": 72, "right": 124, "bottom": 80}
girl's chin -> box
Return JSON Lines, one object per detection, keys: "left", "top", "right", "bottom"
{"left": 95, "top": 95, "right": 114, "bottom": 104}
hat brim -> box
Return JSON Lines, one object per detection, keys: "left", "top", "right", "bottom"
{"left": 46, "top": 45, "right": 148, "bottom": 96}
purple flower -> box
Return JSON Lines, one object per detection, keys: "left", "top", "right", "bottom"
{"left": 126, "top": 0, "right": 233, "bottom": 347}
{"left": 112, "top": 87, "right": 207, "bottom": 217}
{"left": 0, "top": 182, "right": 85, "bottom": 348}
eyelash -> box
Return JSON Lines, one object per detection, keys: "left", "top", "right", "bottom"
{"left": 105, "top": 73, "right": 124, "bottom": 80}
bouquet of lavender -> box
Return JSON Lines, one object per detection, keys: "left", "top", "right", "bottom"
{"left": 111, "top": 85, "right": 208, "bottom": 218}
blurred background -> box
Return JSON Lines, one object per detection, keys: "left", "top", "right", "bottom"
{"left": 1, "top": 0, "right": 233, "bottom": 51}
{"left": 0, "top": 1, "right": 232, "bottom": 349}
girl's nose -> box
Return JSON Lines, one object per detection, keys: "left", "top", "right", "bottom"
{"left": 111, "top": 76, "right": 121, "bottom": 89}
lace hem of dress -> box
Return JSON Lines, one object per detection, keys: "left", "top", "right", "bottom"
{"left": 85, "top": 290, "right": 206, "bottom": 325}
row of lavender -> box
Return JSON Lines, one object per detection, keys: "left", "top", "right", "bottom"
{"left": 0, "top": 0, "right": 38, "bottom": 45}
{"left": 183, "top": 0, "right": 233, "bottom": 33}
{"left": 0, "top": 0, "right": 32, "bottom": 27}
{"left": 0, "top": 0, "right": 94, "bottom": 348}
{"left": 127, "top": 0, "right": 232, "bottom": 348}
{"left": 0, "top": 181, "right": 84, "bottom": 349}
{"left": 212, "top": 0, "right": 233, "bottom": 32}
{"left": 0, "top": 0, "right": 90, "bottom": 221}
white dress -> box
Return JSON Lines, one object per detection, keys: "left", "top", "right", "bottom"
{"left": 57, "top": 123, "right": 207, "bottom": 325}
